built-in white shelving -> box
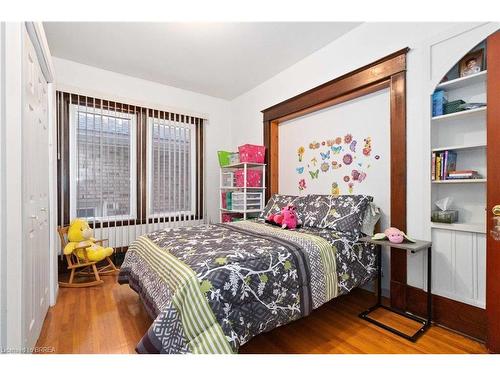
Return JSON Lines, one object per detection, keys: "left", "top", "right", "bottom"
{"left": 431, "top": 60, "right": 487, "bottom": 235}
{"left": 436, "top": 70, "right": 487, "bottom": 90}
{"left": 432, "top": 178, "right": 486, "bottom": 184}
{"left": 431, "top": 143, "right": 486, "bottom": 152}
{"left": 431, "top": 106, "right": 486, "bottom": 122}
{"left": 430, "top": 221, "right": 486, "bottom": 234}
{"left": 426, "top": 39, "right": 490, "bottom": 311}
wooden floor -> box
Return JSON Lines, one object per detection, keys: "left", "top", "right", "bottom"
{"left": 36, "top": 275, "right": 488, "bottom": 354}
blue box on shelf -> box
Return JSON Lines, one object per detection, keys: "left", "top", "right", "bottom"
{"left": 432, "top": 90, "right": 448, "bottom": 117}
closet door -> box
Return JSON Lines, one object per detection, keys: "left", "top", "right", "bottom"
{"left": 22, "top": 25, "right": 50, "bottom": 348}
{"left": 487, "top": 31, "right": 500, "bottom": 353}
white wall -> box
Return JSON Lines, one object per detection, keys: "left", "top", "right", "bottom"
{"left": 52, "top": 57, "right": 233, "bottom": 225}
{"left": 2, "top": 22, "right": 24, "bottom": 350}
{"left": 228, "top": 22, "right": 488, "bottom": 294}
{"left": 0, "top": 21, "right": 6, "bottom": 349}
{"left": 279, "top": 90, "right": 392, "bottom": 291}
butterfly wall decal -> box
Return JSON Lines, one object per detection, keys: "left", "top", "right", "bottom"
{"left": 320, "top": 150, "right": 331, "bottom": 160}
{"left": 309, "top": 142, "right": 320, "bottom": 149}
{"left": 296, "top": 166, "right": 304, "bottom": 174}
{"left": 331, "top": 145, "right": 342, "bottom": 154}
{"left": 349, "top": 140, "right": 357, "bottom": 152}
{"left": 309, "top": 169, "right": 319, "bottom": 179}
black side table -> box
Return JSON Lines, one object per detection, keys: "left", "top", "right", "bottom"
{"left": 358, "top": 236, "right": 433, "bottom": 342}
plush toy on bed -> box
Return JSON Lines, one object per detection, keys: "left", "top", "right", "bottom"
{"left": 266, "top": 204, "right": 299, "bottom": 230}
{"left": 372, "top": 227, "right": 415, "bottom": 244}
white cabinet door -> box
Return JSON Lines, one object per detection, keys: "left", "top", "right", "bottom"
{"left": 22, "top": 25, "right": 50, "bottom": 349}
{"left": 431, "top": 228, "right": 486, "bottom": 308}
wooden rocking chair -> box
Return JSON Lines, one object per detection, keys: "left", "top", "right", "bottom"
{"left": 57, "top": 226, "right": 119, "bottom": 288}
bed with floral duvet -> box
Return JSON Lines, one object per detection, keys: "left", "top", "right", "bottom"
{"left": 118, "top": 194, "right": 377, "bottom": 354}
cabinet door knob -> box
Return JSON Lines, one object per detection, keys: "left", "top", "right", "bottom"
{"left": 493, "top": 205, "right": 500, "bottom": 216}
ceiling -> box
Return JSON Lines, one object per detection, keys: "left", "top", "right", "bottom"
{"left": 43, "top": 22, "right": 361, "bottom": 100}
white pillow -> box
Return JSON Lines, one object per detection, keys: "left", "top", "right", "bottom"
{"left": 361, "top": 202, "right": 381, "bottom": 236}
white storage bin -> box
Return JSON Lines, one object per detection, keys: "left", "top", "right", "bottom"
{"left": 231, "top": 192, "right": 263, "bottom": 211}
{"left": 229, "top": 152, "right": 240, "bottom": 165}
{"left": 221, "top": 172, "right": 234, "bottom": 187}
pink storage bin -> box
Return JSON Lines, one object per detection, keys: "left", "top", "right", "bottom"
{"left": 238, "top": 144, "right": 266, "bottom": 164}
{"left": 222, "top": 213, "right": 233, "bottom": 222}
{"left": 235, "top": 169, "right": 262, "bottom": 187}
{"left": 221, "top": 192, "right": 227, "bottom": 209}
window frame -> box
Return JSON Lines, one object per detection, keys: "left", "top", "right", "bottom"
{"left": 146, "top": 116, "right": 197, "bottom": 219}
{"left": 69, "top": 103, "right": 137, "bottom": 222}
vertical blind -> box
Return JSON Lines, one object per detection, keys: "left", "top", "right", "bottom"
{"left": 56, "top": 91, "right": 205, "bottom": 251}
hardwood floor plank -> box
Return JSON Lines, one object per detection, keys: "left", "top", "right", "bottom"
{"left": 36, "top": 276, "right": 487, "bottom": 354}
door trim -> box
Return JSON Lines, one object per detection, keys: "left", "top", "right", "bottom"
{"left": 486, "top": 31, "right": 500, "bottom": 353}
{"left": 0, "top": 21, "right": 6, "bottom": 349}
{"left": 24, "top": 22, "right": 54, "bottom": 84}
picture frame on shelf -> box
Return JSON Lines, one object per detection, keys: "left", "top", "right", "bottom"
{"left": 459, "top": 49, "right": 484, "bottom": 77}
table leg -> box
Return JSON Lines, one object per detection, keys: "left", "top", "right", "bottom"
{"left": 359, "top": 243, "right": 433, "bottom": 342}
{"left": 377, "top": 244, "right": 382, "bottom": 305}
{"left": 427, "top": 246, "right": 432, "bottom": 324}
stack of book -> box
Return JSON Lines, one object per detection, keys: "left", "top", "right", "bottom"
{"left": 447, "top": 170, "right": 481, "bottom": 180}
{"left": 432, "top": 150, "right": 481, "bottom": 180}
{"left": 431, "top": 150, "right": 457, "bottom": 180}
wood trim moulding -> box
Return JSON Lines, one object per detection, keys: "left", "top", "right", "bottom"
{"left": 486, "top": 30, "right": 500, "bottom": 353}
{"left": 262, "top": 48, "right": 409, "bottom": 122}
{"left": 389, "top": 71, "right": 408, "bottom": 310}
{"left": 275, "top": 80, "right": 390, "bottom": 124}
{"left": 406, "top": 285, "right": 487, "bottom": 342}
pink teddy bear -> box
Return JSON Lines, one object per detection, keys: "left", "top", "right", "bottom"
{"left": 267, "top": 204, "right": 299, "bottom": 230}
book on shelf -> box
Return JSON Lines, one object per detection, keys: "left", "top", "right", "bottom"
{"left": 431, "top": 153, "right": 436, "bottom": 181}
{"left": 447, "top": 170, "right": 481, "bottom": 179}
{"left": 431, "top": 150, "right": 458, "bottom": 180}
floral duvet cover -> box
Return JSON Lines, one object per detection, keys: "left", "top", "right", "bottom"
{"left": 118, "top": 220, "right": 376, "bottom": 354}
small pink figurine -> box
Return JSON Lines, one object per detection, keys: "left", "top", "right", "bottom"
{"left": 372, "top": 227, "right": 415, "bottom": 243}
{"left": 266, "top": 204, "right": 299, "bottom": 230}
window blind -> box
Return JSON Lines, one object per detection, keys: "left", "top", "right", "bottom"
{"left": 56, "top": 92, "right": 205, "bottom": 251}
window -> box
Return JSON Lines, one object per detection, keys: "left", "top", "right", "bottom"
{"left": 57, "top": 92, "right": 204, "bottom": 228}
{"left": 69, "top": 104, "right": 137, "bottom": 221}
{"left": 147, "top": 116, "right": 196, "bottom": 217}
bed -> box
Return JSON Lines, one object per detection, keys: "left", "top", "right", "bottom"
{"left": 118, "top": 194, "right": 378, "bottom": 354}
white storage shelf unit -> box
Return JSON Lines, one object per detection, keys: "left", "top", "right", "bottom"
{"left": 431, "top": 70, "right": 487, "bottom": 231}
{"left": 219, "top": 163, "right": 266, "bottom": 221}
{"left": 430, "top": 65, "right": 487, "bottom": 308}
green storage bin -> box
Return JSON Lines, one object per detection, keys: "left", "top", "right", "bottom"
{"left": 218, "top": 151, "right": 231, "bottom": 166}
{"left": 226, "top": 192, "right": 232, "bottom": 210}
{"left": 444, "top": 100, "right": 466, "bottom": 115}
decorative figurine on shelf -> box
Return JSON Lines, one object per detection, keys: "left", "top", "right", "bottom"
{"left": 266, "top": 204, "right": 299, "bottom": 230}
{"left": 372, "top": 227, "right": 415, "bottom": 244}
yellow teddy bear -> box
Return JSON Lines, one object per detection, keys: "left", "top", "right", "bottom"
{"left": 64, "top": 218, "right": 114, "bottom": 262}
